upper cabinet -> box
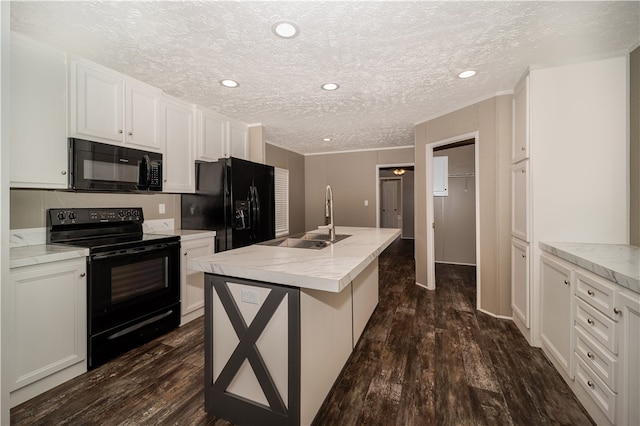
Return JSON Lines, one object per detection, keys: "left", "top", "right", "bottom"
{"left": 162, "top": 94, "right": 196, "bottom": 193}
{"left": 512, "top": 75, "right": 529, "bottom": 163}
{"left": 196, "top": 107, "right": 248, "bottom": 161}
{"left": 70, "top": 59, "right": 162, "bottom": 152}
{"left": 10, "top": 33, "right": 69, "bottom": 189}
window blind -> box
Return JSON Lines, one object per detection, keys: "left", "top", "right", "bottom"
{"left": 274, "top": 167, "right": 289, "bottom": 237}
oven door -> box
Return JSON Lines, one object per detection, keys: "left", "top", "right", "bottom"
{"left": 88, "top": 241, "right": 180, "bottom": 336}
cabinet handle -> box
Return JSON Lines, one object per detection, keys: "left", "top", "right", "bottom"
{"left": 521, "top": 169, "right": 526, "bottom": 173}
{"left": 61, "top": 171, "right": 67, "bottom": 175}
{"left": 522, "top": 254, "right": 526, "bottom": 258}
{"left": 587, "top": 318, "right": 594, "bottom": 325}
{"left": 128, "top": 132, "right": 133, "bottom": 136}
{"left": 613, "top": 307, "right": 621, "bottom": 315}
{"left": 564, "top": 279, "right": 569, "bottom": 285}
{"left": 587, "top": 380, "right": 594, "bottom": 389}
{"left": 587, "top": 290, "right": 594, "bottom": 296}
{"left": 118, "top": 129, "right": 123, "bottom": 134}
{"left": 184, "top": 252, "right": 188, "bottom": 256}
{"left": 521, "top": 146, "right": 526, "bottom": 151}
{"left": 80, "top": 272, "right": 86, "bottom": 277}
{"left": 587, "top": 352, "right": 595, "bottom": 360}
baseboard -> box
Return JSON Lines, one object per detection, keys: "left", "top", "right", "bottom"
{"left": 435, "top": 261, "right": 477, "bottom": 267}
{"left": 477, "top": 307, "right": 513, "bottom": 320}
{"left": 415, "top": 281, "right": 434, "bottom": 290}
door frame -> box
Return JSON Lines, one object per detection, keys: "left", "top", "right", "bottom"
{"left": 425, "top": 131, "right": 481, "bottom": 310}
{"left": 375, "top": 162, "right": 414, "bottom": 233}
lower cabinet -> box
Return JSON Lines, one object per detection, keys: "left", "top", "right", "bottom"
{"left": 540, "top": 253, "right": 574, "bottom": 380}
{"left": 617, "top": 290, "right": 640, "bottom": 426}
{"left": 8, "top": 258, "right": 87, "bottom": 407}
{"left": 511, "top": 238, "right": 530, "bottom": 328}
{"left": 181, "top": 235, "right": 215, "bottom": 325}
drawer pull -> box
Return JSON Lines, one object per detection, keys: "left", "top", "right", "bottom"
{"left": 587, "top": 380, "right": 595, "bottom": 389}
{"left": 80, "top": 272, "right": 86, "bottom": 277}
{"left": 522, "top": 254, "right": 526, "bottom": 258}
{"left": 613, "top": 307, "right": 621, "bottom": 315}
{"left": 587, "top": 352, "right": 595, "bottom": 360}
{"left": 587, "top": 318, "right": 594, "bottom": 325}
{"left": 564, "top": 279, "right": 569, "bottom": 285}
{"left": 587, "top": 290, "right": 595, "bottom": 296}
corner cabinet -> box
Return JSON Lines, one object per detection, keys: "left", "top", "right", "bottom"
{"left": 162, "top": 95, "right": 196, "bottom": 193}
{"left": 10, "top": 32, "right": 69, "bottom": 189}
{"left": 181, "top": 235, "right": 215, "bottom": 325}
{"left": 70, "top": 58, "right": 162, "bottom": 152}
{"left": 8, "top": 258, "right": 87, "bottom": 407}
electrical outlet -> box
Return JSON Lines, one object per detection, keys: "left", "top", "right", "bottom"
{"left": 158, "top": 203, "right": 165, "bottom": 214}
{"left": 241, "top": 289, "right": 259, "bottom": 305}
{"left": 364, "top": 200, "right": 369, "bottom": 206}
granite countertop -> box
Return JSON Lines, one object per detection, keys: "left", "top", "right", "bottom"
{"left": 539, "top": 242, "right": 640, "bottom": 294}
{"left": 188, "top": 226, "right": 401, "bottom": 293}
{"left": 10, "top": 244, "right": 90, "bottom": 269}
{"left": 146, "top": 229, "right": 216, "bottom": 242}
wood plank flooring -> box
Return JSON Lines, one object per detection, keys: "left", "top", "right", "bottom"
{"left": 11, "top": 239, "right": 594, "bottom": 426}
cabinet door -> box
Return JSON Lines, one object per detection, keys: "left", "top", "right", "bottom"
{"left": 512, "top": 160, "right": 529, "bottom": 241}
{"left": 125, "top": 81, "right": 162, "bottom": 151}
{"left": 70, "top": 60, "right": 124, "bottom": 143}
{"left": 229, "top": 119, "right": 248, "bottom": 159}
{"left": 196, "top": 108, "right": 228, "bottom": 161}
{"left": 10, "top": 33, "right": 68, "bottom": 189}
{"left": 162, "top": 96, "right": 196, "bottom": 193}
{"left": 512, "top": 75, "right": 529, "bottom": 163}
{"left": 181, "top": 236, "right": 215, "bottom": 324}
{"left": 540, "top": 253, "right": 574, "bottom": 378}
{"left": 511, "top": 238, "right": 530, "bottom": 327}
{"left": 8, "top": 259, "right": 87, "bottom": 392}
{"left": 617, "top": 290, "right": 640, "bottom": 426}
{"left": 433, "top": 155, "right": 448, "bottom": 196}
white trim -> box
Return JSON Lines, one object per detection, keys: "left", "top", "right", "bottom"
{"left": 415, "top": 281, "right": 430, "bottom": 291}
{"left": 425, "top": 132, "right": 481, "bottom": 310}
{"left": 477, "top": 308, "right": 513, "bottom": 321}
{"left": 435, "top": 261, "right": 476, "bottom": 267}
{"left": 265, "top": 140, "right": 305, "bottom": 156}
{"left": 305, "top": 145, "right": 414, "bottom": 156}
{"left": 415, "top": 91, "right": 513, "bottom": 126}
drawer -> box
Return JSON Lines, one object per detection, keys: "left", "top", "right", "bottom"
{"left": 575, "top": 325, "right": 618, "bottom": 390}
{"left": 576, "top": 357, "right": 617, "bottom": 424}
{"left": 575, "top": 270, "right": 618, "bottom": 320}
{"left": 575, "top": 298, "right": 617, "bottom": 354}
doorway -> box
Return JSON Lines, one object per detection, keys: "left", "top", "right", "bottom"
{"left": 425, "top": 132, "right": 481, "bottom": 309}
{"left": 376, "top": 164, "right": 414, "bottom": 239}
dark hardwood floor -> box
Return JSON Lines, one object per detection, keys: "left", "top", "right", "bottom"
{"left": 11, "top": 238, "right": 594, "bottom": 426}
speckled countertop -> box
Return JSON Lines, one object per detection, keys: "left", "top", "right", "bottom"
{"left": 539, "top": 242, "right": 639, "bottom": 294}
{"left": 10, "top": 244, "right": 89, "bottom": 269}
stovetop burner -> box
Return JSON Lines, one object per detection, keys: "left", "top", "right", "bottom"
{"left": 47, "top": 207, "right": 179, "bottom": 253}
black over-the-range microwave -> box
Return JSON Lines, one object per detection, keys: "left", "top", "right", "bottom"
{"left": 69, "top": 138, "right": 163, "bottom": 192}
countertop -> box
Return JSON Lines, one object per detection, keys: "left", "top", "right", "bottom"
{"left": 10, "top": 244, "right": 89, "bottom": 269}
{"left": 188, "top": 226, "right": 401, "bottom": 293}
{"left": 146, "top": 229, "right": 216, "bottom": 242}
{"left": 539, "top": 242, "right": 640, "bottom": 294}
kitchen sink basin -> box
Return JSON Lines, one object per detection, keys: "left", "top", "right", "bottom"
{"left": 258, "top": 233, "right": 351, "bottom": 250}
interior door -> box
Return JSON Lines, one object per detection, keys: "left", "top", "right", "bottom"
{"left": 381, "top": 179, "right": 400, "bottom": 228}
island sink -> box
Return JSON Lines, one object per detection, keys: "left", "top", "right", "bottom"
{"left": 258, "top": 233, "right": 351, "bottom": 249}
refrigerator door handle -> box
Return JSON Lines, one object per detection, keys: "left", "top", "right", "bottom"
{"left": 253, "top": 185, "right": 261, "bottom": 232}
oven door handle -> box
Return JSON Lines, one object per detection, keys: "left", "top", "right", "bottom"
{"left": 91, "top": 242, "right": 178, "bottom": 260}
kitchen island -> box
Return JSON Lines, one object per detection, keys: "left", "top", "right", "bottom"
{"left": 188, "top": 226, "right": 400, "bottom": 426}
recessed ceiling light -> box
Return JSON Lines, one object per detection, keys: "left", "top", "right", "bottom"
{"left": 272, "top": 21, "right": 299, "bottom": 39}
{"left": 220, "top": 79, "right": 239, "bottom": 88}
{"left": 323, "top": 137, "right": 332, "bottom": 142}
{"left": 321, "top": 83, "right": 340, "bottom": 91}
{"left": 458, "top": 70, "right": 477, "bottom": 79}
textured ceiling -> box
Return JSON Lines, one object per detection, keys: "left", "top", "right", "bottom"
{"left": 10, "top": 1, "right": 640, "bottom": 154}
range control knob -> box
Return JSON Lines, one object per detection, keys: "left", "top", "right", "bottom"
{"left": 118, "top": 210, "right": 126, "bottom": 218}
{"left": 68, "top": 211, "right": 77, "bottom": 220}
{"left": 57, "top": 211, "right": 66, "bottom": 221}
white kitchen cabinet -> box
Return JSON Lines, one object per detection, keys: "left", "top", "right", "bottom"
{"left": 196, "top": 107, "right": 228, "bottom": 161}
{"left": 511, "top": 238, "right": 530, "bottom": 328}
{"left": 181, "top": 235, "right": 215, "bottom": 325}
{"left": 511, "top": 56, "right": 627, "bottom": 346}
{"left": 540, "top": 253, "right": 574, "bottom": 380}
{"left": 228, "top": 118, "right": 248, "bottom": 159}
{"left": 617, "top": 289, "right": 640, "bottom": 426}
{"left": 70, "top": 58, "right": 162, "bottom": 152}
{"left": 433, "top": 155, "right": 448, "bottom": 196}
{"left": 8, "top": 258, "right": 87, "bottom": 407}
{"left": 512, "top": 75, "right": 529, "bottom": 163}
{"left": 10, "top": 33, "right": 69, "bottom": 189}
{"left": 511, "top": 160, "right": 529, "bottom": 241}
{"left": 162, "top": 95, "right": 196, "bottom": 193}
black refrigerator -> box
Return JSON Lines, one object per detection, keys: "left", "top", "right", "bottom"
{"left": 181, "top": 157, "right": 275, "bottom": 252}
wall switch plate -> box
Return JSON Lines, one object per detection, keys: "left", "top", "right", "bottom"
{"left": 241, "top": 289, "right": 259, "bottom": 305}
{"left": 158, "top": 203, "right": 165, "bottom": 214}
{"left": 364, "top": 200, "right": 369, "bottom": 206}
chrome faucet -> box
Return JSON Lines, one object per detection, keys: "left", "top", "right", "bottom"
{"left": 325, "top": 185, "right": 336, "bottom": 242}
